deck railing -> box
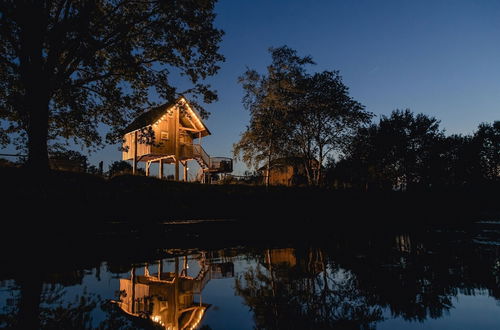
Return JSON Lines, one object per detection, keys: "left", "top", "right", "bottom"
{"left": 193, "top": 144, "right": 233, "bottom": 173}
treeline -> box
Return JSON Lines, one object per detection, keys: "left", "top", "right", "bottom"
{"left": 234, "top": 46, "right": 499, "bottom": 190}
{"left": 0, "top": 151, "right": 144, "bottom": 178}
{"left": 329, "top": 111, "right": 499, "bottom": 191}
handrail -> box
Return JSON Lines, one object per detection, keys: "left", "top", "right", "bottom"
{"left": 193, "top": 144, "right": 210, "bottom": 168}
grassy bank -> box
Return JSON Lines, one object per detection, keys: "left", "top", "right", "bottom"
{"left": 1, "top": 166, "right": 498, "bottom": 228}
{"left": 0, "top": 165, "right": 498, "bottom": 274}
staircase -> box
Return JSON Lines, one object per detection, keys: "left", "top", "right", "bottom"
{"left": 193, "top": 144, "right": 233, "bottom": 180}
{"left": 193, "top": 144, "right": 210, "bottom": 170}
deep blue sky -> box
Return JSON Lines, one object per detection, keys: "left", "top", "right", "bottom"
{"left": 4, "top": 0, "right": 500, "bottom": 175}
{"left": 197, "top": 0, "right": 500, "bottom": 174}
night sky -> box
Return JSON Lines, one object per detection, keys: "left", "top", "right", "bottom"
{"left": 4, "top": 0, "right": 500, "bottom": 175}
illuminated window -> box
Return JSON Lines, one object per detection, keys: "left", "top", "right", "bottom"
{"left": 161, "top": 131, "right": 169, "bottom": 140}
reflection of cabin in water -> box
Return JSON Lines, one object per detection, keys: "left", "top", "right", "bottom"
{"left": 265, "top": 248, "right": 325, "bottom": 278}
{"left": 116, "top": 254, "right": 234, "bottom": 329}
{"left": 122, "top": 96, "right": 232, "bottom": 182}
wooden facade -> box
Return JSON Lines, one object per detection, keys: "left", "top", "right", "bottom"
{"left": 122, "top": 96, "right": 231, "bottom": 181}
{"left": 263, "top": 157, "right": 318, "bottom": 186}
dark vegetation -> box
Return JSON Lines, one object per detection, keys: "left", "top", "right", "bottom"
{"left": 1, "top": 165, "right": 497, "bottom": 241}
{"left": 329, "top": 112, "right": 499, "bottom": 191}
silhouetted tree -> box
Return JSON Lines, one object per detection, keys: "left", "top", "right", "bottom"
{"left": 335, "top": 116, "right": 499, "bottom": 190}
{"left": 0, "top": 0, "right": 224, "bottom": 172}
{"left": 234, "top": 47, "right": 370, "bottom": 186}
{"left": 49, "top": 149, "right": 88, "bottom": 171}
{"left": 233, "top": 46, "right": 314, "bottom": 186}
{"left": 427, "top": 134, "right": 476, "bottom": 187}
{"left": 107, "top": 160, "right": 137, "bottom": 177}
{"left": 340, "top": 109, "right": 444, "bottom": 190}
{"left": 473, "top": 121, "right": 499, "bottom": 182}
{"left": 290, "top": 71, "right": 371, "bottom": 185}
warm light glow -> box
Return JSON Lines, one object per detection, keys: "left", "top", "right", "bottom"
{"left": 151, "top": 315, "right": 164, "bottom": 326}
{"left": 179, "top": 97, "right": 205, "bottom": 130}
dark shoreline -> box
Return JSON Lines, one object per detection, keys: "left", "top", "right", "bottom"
{"left": 1, "top": 166, "right": 498, "bottom": 226}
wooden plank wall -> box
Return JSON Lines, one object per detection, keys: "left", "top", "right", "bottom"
{"left": 122, "top": 132, "right": 151, "bottom": 160}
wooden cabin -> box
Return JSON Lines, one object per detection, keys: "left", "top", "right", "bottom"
{"left": 122, "top": 96, "right": 232, "bottom": 181}
{"left": 260, "top": 157, "right": 319, "bottom": 186}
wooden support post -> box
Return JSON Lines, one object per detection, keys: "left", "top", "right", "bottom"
{"left": 131, "top": 267, "right": 136, "bottom": 314}
{"left": 183, "top": 256, "right": 188, "bottom": 276}
{"left": 158, "top": 259, "right": 163, "bottom": 280}
{"left": 158, "top": 159, "right": 163, "bottom": 179}
{"left": 175, "top": 256, "right": 179, "bottom": 276}
{"left": 175, "top": 159, "right": 179, "bottom": 181}
{"left": 183, "top": 161, "right": 188, "bottom": 182}
{"left": 145, "top": 161, "right": 150, "bottom": 176}
{"left": 174, "top": 105, "right": 180, "bottom": 181}
{"left": 132, "top": 131, "right": 138, "bottom": 175}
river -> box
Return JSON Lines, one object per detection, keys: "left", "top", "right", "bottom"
{"left": 1, "top": 220, "right": 500, "bottom": 329}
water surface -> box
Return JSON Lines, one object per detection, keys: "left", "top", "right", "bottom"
{"left": 1, "top": 222, "right": 500, "bottom": 329}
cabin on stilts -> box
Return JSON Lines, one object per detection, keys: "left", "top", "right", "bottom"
{"left": 122, "top": 96, "right": 232, "bottom": 182}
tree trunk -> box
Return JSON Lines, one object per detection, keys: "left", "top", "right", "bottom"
{"left": 317, "top": 146, "right": 324, "bottom": 186}
{"left": 26, "top": 94, "right": 50, "bottom": 173}
{"left": 266, "top": 138, "right": 273, "bottom": 187}
{"left": 266, "top": 146, "right": 271, "bottom": 187}
{"left": 302, "top": 138, "right": 314, "bottom": 186}
{"left": 19, "top": 2, "right": 50, "bottom": 173}
{"left": 17, "top": 276, "right": 43, "bottom": 330}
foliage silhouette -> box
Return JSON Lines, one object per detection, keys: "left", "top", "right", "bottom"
{"left": 331, "top": 111, "right": 498, "bottom": 190}
{"left": 234, "top": 46, "right": 371, "bottom": 186}
{"left": 0, "top": 0, "right": 224, "bottom": 172}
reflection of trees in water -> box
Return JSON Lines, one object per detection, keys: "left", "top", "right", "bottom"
{"left": 1, "top": 233, "right": 500, "bottom": 329}
{"left": 331, "top": 232, "right": 500, "bottom": 322}
{"left": 235, "top": 248, "right": 383, "bottom": 329}
{"left": 0, "top": 252, "right": 232, "bottom": 329}
{"left": 0, "top": 281, "right": 166, "bottom": 329}
{"left": 235, "top": 234, "right": 500, "bottom": 328}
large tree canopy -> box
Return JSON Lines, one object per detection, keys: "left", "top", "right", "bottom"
{"left": 233, "top": 46, "right": 371, "bottom": 186}
{"left": 290, "top": 70, "right": 371, "bottom": 185}
{"left": 0, "top": 0, "right": 224, "bottom": 171}
{"left": 331, "top": 112, "right": 499, "bottom": 190}
{"left": 338, "top": 109, "right": 444, "bottom": 190}
{"left": 234, "top": 46, "right": 313, "bottom": 185}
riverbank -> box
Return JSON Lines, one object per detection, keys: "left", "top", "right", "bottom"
{"left": 1, "top": 166, "right": 498, "bottom": 232}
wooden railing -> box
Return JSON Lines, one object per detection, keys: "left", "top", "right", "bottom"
{"left": 193, "top": 144, "right": 233, "bottom": 173}
{"left": 193, "top": 144, "right": 210, "bottom": 168}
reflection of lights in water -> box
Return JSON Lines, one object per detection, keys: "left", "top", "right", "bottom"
{"left": 188, "top": 307, "right": 206, "bottom": 330}
{"left": 152, "top": 315, "right": 164, "bottom": 326}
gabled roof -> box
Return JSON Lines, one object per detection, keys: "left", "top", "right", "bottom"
{"left": 123, "top": 96, "right": 211, "bottom": 136}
